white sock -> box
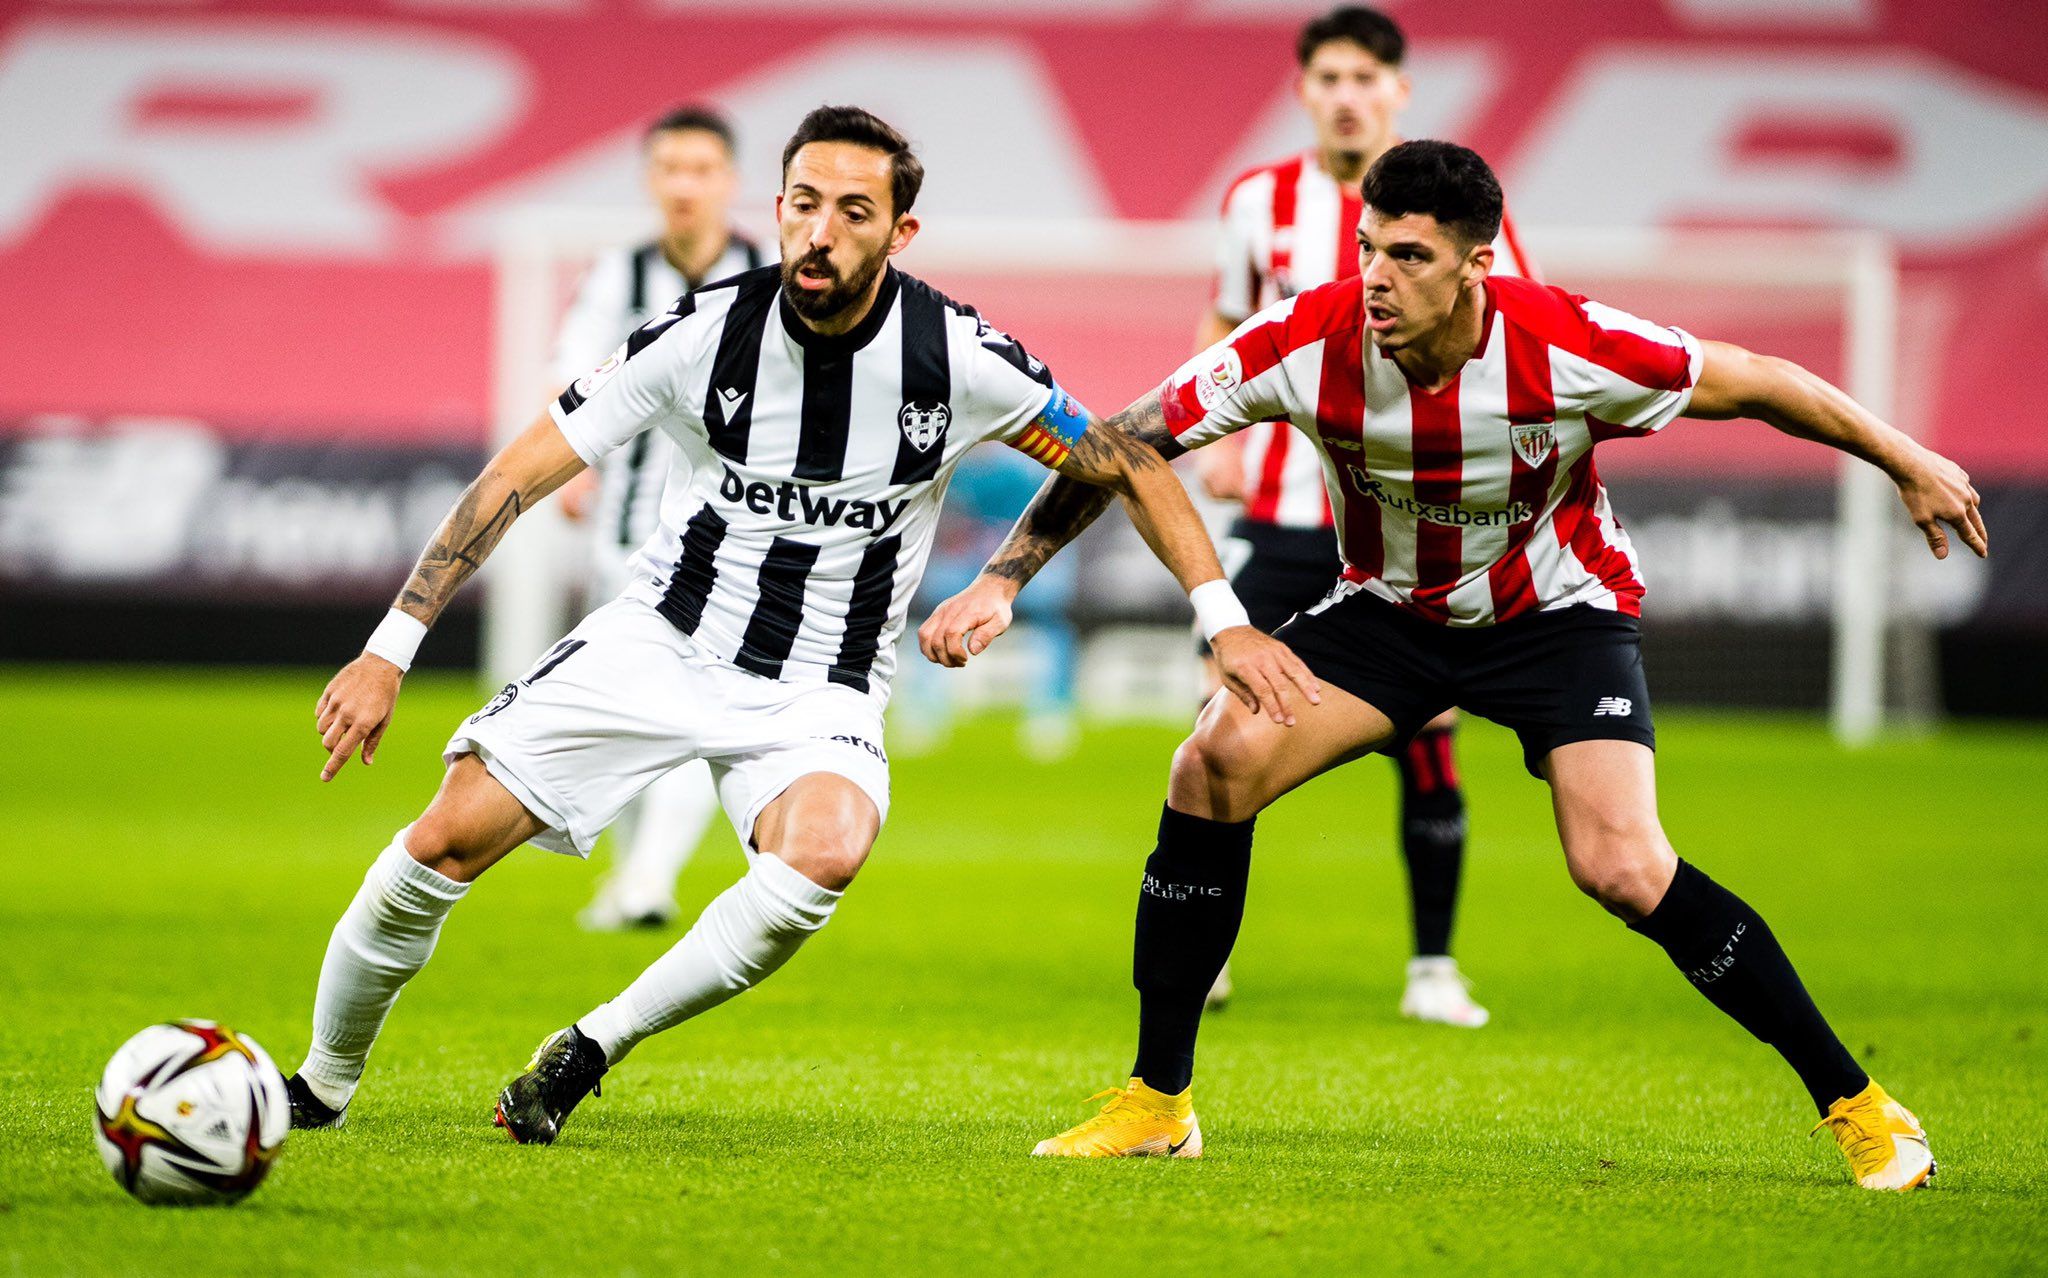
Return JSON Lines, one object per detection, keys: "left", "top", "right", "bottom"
{"left": 299, "top": 831, "right": 468, "bottom": 1108}
{"left": 578, "top": 855, "right": 840, "bottom": 1064}
{"left": 609, "top": 760, "right": 719, "bottom": 914}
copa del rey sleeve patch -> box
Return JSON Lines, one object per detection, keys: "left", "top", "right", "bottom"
{"left": 1192, "top": 347, "right": 1243, "bottom": 411}
{"left": 1012, "top": 384, "right": 1089, "bottom": 467}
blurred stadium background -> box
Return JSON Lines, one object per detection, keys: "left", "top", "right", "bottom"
{"left": 3, "top": 0, "right": 2044, "bottom": 730}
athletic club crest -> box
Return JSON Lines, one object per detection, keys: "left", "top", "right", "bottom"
{"left": 898, "top": 401, "right": 951, "bottom": 451}
{"left": 1510, "top": 421, "right": 1556, "bottom": 467}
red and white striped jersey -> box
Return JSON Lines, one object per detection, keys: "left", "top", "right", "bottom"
{"left": 1163, "top": 274, "right": 1703, "bottom": 627}
{"left": 1212, "top": 153, "right": 1536, "bottom": 531}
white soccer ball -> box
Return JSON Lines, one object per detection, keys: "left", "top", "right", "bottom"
{"left": 92, "top": 1020, "right": 289, "bottom": 1205}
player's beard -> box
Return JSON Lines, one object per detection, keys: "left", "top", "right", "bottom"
{"left": 781, "top": 248, "right": 886, "bottom": 325}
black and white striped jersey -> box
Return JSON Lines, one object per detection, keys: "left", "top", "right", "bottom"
{"left": 549, "top": 233, "right": 771, "bottom": 557}
{"left": 550, "top": 263, "right": 1091, "bottom": 700}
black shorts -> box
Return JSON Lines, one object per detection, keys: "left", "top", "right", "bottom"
{"left": 1199, "top": 520, "right": 1343, "bottom": 656}
{"left": 1273, "top": 588, "right": 1656, "bottom": 779}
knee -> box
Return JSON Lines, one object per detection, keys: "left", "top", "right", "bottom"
{"left": 1168, "top": 723, "right": 1265, "bottom": 824}
{"left": 754, "top": 784, "right": 876, "bottom": 892}
{"left": 1563, "top": 816, "right": 1675, "bottom": 918}
{"left": 402, "top": 811, "right": 488, "bottom": 883}
{"left": 1168, "top": 735, "right": 1215, "bottom": 793}
{"left": 772, "top": 838, "right": 865, "bottom": 893}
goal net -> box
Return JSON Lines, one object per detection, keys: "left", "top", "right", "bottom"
{"left": 490, "top": 212, "right": 1922, "bottom": 744}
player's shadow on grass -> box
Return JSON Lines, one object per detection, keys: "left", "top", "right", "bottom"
{"left": 1180, "top": 1115, "right": 1897, "bottom": 1195}
{"left": 418, "top": 1094, "right": 1985, "bottom": 1198}
{"left": 446, "top": 1100, "right": 1190, "bottom": 1168}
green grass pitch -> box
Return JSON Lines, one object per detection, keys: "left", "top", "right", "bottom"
{"left": 3, "top": 667, "right": 2045, "bottom": 1275}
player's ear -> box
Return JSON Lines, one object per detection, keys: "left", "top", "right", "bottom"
{"left": 1463, "top": 241, "right": 1494, "bottom": 285}
{"left": 888, "top": 214, "right": 921, "bottom": 257}
{"left": 1391, "top": 70, "right": 1412, "bottom": 110}
{"left": 773, "top": 193, "right": 784, "bottom": 224}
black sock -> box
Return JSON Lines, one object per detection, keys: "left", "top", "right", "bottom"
{"left": 1130, "top": 805, "right": 1255, "bottom": 1095}
{"left": 1629, "top": 859, "right": 1868, "bottom": 1114}
{"left": 1395, "top": 727, "right": 1467, "bottom": 958}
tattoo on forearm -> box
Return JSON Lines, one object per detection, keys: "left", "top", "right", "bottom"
{"left": 394, "top": 479, "right": 523, "bottom": 620}
{"left": 985, "top": 479, "right": 1114, "bottom": 586}
{"left": 982, "top": 392, "right": 1185, "bottom": 588}
{"left": 1062, "top": 393, "right": 1183, "bottom": 483}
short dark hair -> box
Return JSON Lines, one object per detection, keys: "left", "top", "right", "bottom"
{"left": 1360, "top": 140, "right": 1502, "bottom": 248}
{"left": 1297, "top": 6, "right": 1405, "bottom": 68}
{"left": 645, "top": 105, "right": 736, "bottom": 157}
{"left": 780, "top": 105, "right": 924, "bottom": 217}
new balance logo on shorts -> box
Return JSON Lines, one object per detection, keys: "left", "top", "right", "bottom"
{"left": 1593, "top": 697, "right": 1634, "bottom": 717}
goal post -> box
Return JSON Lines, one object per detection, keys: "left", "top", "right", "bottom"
{"left": 484, "top": 209, "right": 653, "bottom": 689}
{"left": 489, "top": 211, "right": 1911, "bottom": 743}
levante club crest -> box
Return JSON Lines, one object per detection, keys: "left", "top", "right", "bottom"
{"left": 899, "top": 401, "right": 951, "bottom": 451}
{"left": 1510, "top": 421, "right": 1556, "bottom": 467}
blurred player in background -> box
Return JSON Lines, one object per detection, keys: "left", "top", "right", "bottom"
{"left": 894, "top": 448, "right": 1080, "bottom": 762}
{"left": 942, "top": 141, "right": 1982, "bottom": 1188}
{"left": 550, "top": 105, "right": 771, "bottom": 931}
{"left": 1194, "top": 6, "right": 1533, "bottom": 1022}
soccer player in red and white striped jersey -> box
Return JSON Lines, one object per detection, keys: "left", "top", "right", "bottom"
{"left": 931, "top": 142, "right": 1984, "bottom": 1187}
{"left": 1194, "top": 6, "right": 1526, "bottom": 1026}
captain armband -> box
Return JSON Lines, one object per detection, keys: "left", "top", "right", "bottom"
{"left": 1010, "top": 385, "right": 1090, "bottom": 468}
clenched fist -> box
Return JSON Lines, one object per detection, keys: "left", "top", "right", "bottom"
{"left": 918, "top": 575, "right": 1017, "bottom": 669}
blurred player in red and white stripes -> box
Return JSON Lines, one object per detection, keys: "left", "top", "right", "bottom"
{"left": 1194, "top": 6, "right": 1528, "bottom": 1024}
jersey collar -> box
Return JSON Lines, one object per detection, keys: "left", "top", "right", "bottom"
{"left": 778, "top": 265, "right": 902, "bottom": 356}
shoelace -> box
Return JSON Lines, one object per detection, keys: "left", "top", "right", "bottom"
{"left": 1070, "top": 1088, "right": 1148, "bottom": 1130}
{"left": 1811, "top": 1106, "right": 1884, "bottom": 1167}
{"left": 535, "top": 1036, "right": 602, "bottom": 1108}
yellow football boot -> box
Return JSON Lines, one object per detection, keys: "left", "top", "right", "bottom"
{"left": 1813, "top": 1080, "right": 1935, "bottom": 1191}
{"left": 1032, "top": 1079, "right": 1202, "bottom": 1158}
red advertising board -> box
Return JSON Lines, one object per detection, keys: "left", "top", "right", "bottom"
{"left": 2, "top": 0, "right": 2045, "bottom": 473}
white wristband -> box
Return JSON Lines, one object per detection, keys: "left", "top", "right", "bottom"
{"left": 1190, "top": 579, "right": 1252, "bottom": 642}
{"left": 363, "top": 609, "right": 428, "bottom": 673}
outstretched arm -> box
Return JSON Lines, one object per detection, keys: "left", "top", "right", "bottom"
{"left": 980, "top": 391, "right": 1181, "bottom": 594}
{"left": 919, "top": 391, "right": 1321, "bottom": 724}
{"left": 1688, "top": 341, "right": 1988, "bottom": 560}
{"left": 315, "top": 413, "right": 588, "bottom": 781}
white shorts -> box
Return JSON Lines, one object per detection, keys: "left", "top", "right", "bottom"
{"left": 445, "top": 597, "right": 891, "bottom": 858}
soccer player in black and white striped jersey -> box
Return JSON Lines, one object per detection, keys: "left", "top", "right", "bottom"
{"left": 286, "top": 105, "right": 1319, "bottom": 1142}
{"left": 548, "top": 106, "right": 772, "bottom": 934}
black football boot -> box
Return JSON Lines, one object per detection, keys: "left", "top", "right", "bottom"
{"left": 284, "top": 1073, "right": 349, "bottom": 1130}
{"left": 493, "top": 1025, "right": 608, "bottom": 1145}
